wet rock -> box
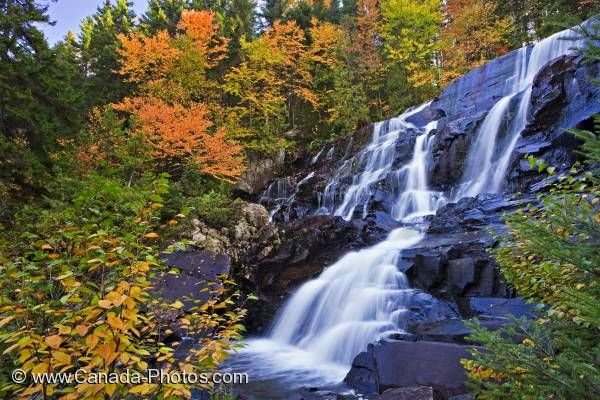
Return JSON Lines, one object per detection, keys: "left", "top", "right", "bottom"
{"left": 466, "top": 297, "right": 537, "bottom": 319}
{"left": 509, "top": 54, "right": 600, "bottom": 191}
{"left": 345, "top": 340, "right": 473, "bottom": 398}
{"left": 447, "top": 259, "right": 476, "bottom": 294}
{"left": 240, "top": 215, "right": 363, "bottom": 333}
{"left": 374, "top": 386, "right": 443, "bottom": 400}
{"left": 156, "top": 250, "right": 230, "bottom": 308}
{"left": 410, "top": 318, "right": 508, "bottom": 344}
{"left": 238, "top": 149, "right": 286, "bottom": 195}
{"left": 413, "top": 253, "right": 444, "bottom": 289}
{"left": 153, "top": 250, "right": 231, "bottom": 341}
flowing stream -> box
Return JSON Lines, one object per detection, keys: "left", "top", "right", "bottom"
{"left": 225, "top": 23, "right": 588, "bottom": 399}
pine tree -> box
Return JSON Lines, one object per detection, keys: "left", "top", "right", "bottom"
{"left": 141, "top": 0, "right": 191, "bottom": 34}
{"left": 463, "top": 29, "right": 600, "bottom": 399}
{"left": 0, "top": 1, "right": 85, "bottom": 196}
{"left": 80, "top": 0, "right": 136, "bottom": 106}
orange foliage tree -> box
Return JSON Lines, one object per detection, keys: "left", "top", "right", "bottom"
{"left": 440, "top": 0, "right": 513, "bottom": 85}
{"left": 350, "top": 0, "right": 387, "bottom": 116}
{"left": 224, "top": 20, "right": 318, "bottom": 152}
{"left": 115, "top": 10, "right": 245, "bottom": 182}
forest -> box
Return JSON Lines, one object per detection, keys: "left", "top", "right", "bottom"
{"left": 0, "top": 0, "right": 599, "bottom": 399}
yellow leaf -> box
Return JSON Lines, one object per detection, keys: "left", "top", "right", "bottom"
{"left": 86, "top": 334, "right": 99, "bottom": 349}
{"left": 53, "top": 351, "right": 71, "bottom": 365}
{"left": 144, "top": 232, "right": 159, "bottom": 239}
{"left": 107, "top": 314, "right": 125, "bottom": 330}
{"left": 58, "top": 325, "right": 71, "bottom": 335}
{"left": 97, "top": 300, "right": 113, "bottom": 309}
{"left": 45, "top": 335, "right": 62, "bottom": 349}
{"left": 0, "top": 316, "right": 15, "bottom": 328}
{"left": 87, "top": 258, "right": 102, "bottom": 264}
{"left": 106, "top": 383, "right": 117, "bottom": 397}
{"left": 75, "top": 324, "right": 89, "bottom": 336}
{"left": 129, "top": 383, "right": 156, "bottom": 395}
{"left": 170, "top": 300, "right": 185, "bottom": 310}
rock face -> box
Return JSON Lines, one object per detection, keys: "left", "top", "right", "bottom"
{"left": 238, "top": 215, "right": 364, "bottom": 332}
{"left": 375, "top": 386, "right": 443, "bottom": 400}
{"left": 430, "top": 53, "right": 600, "bottom": 193}
{"left": 228, "top": 22, "right": 599, "bottom": 400}
{"left": 345, "top": 340, "right": 472, "bottom": 398}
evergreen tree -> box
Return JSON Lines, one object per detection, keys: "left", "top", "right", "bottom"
{"left": 141, "top": 0, "right": 190, "bottom": 34}
{"left": 463, "top": 26, "right": 600, "bottom": 399}
{"left": 0, "top": 1, "right": 85, "bottom": 199}
{"left": 80, "top": 0, "right": 136, "bottom": 106}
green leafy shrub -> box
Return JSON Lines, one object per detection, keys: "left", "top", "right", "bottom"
{"left": 190, "top": 191, "right": 235, "bottom": 229}
{"left": 463, "top": 126, "right": 600, "bottom": 399}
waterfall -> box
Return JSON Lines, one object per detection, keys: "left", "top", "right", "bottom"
{"left": 454, "top": 25, "right": 586, "bottom": 199}
{"left": 225, "top": 228, "right": 424, "bottom": 389}
{"left": 226, "top": 22, "right": 593, "bottom": 398}
{"left": 318, "top": 102, "right": 436, "bottom": 220}
{"left": 269, "top": 228, "right": 423, "bottom": 366}
{"left": 260, "top": 172, "right": 315, "bottom": 222}
{"left": 391, "top": 121, "right": 446, "bottom": 221}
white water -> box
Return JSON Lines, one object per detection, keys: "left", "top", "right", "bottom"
{"left": 260, "top": 172, "right": 315, "bottom": 222}
{"left": 318, "top": 103, "right": 437, "bottom": 220}
{"left": 228, "top": 228, "right": 423, "bottom": 386}
{"left": 391, "top": 121, "right": 446, "bottom": 221}
{"left": 228, "top": 22, "right": 590, "bottom": 398}
{"left": 454, "top": 26, "right": 586, "bottom": 199}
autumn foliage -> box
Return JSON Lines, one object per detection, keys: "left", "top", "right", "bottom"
{"left": 114, "top": 10, "right": 244, "bottom": 182}
{"left": 113, "top": 97, "right": 243, "bottom": 182}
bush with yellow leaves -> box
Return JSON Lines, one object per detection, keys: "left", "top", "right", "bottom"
{"left": 0, "top": 173, "right": 246, "bottom": 399}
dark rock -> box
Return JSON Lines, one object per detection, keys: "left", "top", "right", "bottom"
{"left": 345, "top": 340, "right": 474, "bottom": 398}
{"left": 374, "top": 386, "right": 443, "bottom": 400}
{"left": 448, "top": 395, "right": 473, "bottom": 400}
{"left": 411, "top": 318, "right": 509, "bottom": 344}
{"left": 155, "top": 250, "right": 230, "bottom": 308}
{"left": 240, "top": 215, "right": 363, "bottom": 333}
{"left": 413, "top": 253, "right": 444, "bottom": 289}
{"left": 447, "top": 259, "right": 476, "bottom": 294}
{"left": 467, "top": 297, "right": 537, "bottom": 319}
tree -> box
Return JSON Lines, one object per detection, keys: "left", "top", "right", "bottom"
{"left": 223, "top": 19, "right": 318, "bottom": 152}
{"left": 141, "top": 0, "right": 190, "bottom": 34}
{"left": 440, "top": 0, "right": 512, "bottom": 86}
{"left": 493, "top": 0, "right": 600, "bottom": 48}
{"left": 116, "top": 10, "right": 244, "bottom": 181}
{"left": 307, "top": 18, "right": 369, "bottom": 137}
{"left": 80, "top": 0, "right": 136, "bottom": 106}
{"left": 380, "top": 0, "right": 443, "bottom": 111}
{"left": 0, "top": 0, "right": 85, "bottom": 196}
{"left": 114, "top": 97, "right": 242, "bottom": 181}
{"left": 350, "top": 0, "right": 387, "bottom": 118}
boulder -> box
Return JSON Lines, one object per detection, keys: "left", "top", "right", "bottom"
{"left": 447, "top": 259, "right": 476, "bottom": 294}
{"left": 345, "top": 340, "right": 473, "bottom": 398}
{"left": 466, "top": 297, "right": 537, "bottom": 319}
{"left": 374, "top": 386, "right": 443, "bottom": 400}
{"left": 155, "top": 250, "right": 230, "bottom": 308}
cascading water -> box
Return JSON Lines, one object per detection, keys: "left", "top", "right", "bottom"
{"left": 225, "top": 21, "right": 591, "bottom": 400}
{"left": 224, "top": 228, "right": 423, "bottom": 392}
{"left": 454, "top": 25, "right": 587, "bottom": 199}
{"left": 269, "top": 228, "right": 423, "bottom": 366}
{"left": 391, "top": 121, "right": 446, "bottom": 221}
{"left": 260, "top": 172, "right": 315, "bottom": 222}
{"left": 317, "top": 102, "right": 439, "bottom": 221}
